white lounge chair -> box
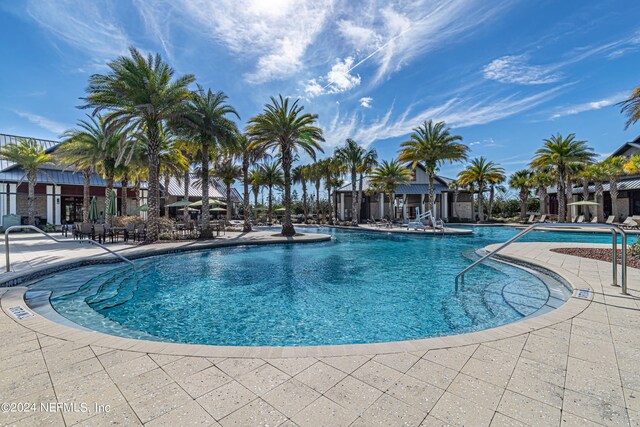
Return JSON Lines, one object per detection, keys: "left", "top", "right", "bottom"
{"left": 536, "top": 215, "right": 547, "bottom": 223}
{"left": 605, "top": 215, "right": 616, "bottom": 224}
{"left": 576, "top": 215, "right": 584, "bottom": 223}
{"left": 620, "top": 217, "right": 639, "bottom": 230}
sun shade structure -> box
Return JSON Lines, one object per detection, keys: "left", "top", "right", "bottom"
{"left": 167, "top": 200, "right": 192, "bottom": 207}
{"left": 568, "top": 201, "right": 600, "bottom": 206}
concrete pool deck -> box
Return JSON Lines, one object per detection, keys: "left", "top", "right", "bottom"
{"left": 1, "top": 232, "right": 640, "bottom": 425}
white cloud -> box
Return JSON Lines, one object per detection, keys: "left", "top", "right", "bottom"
{"left": 305, "top": 57, "right": 362, "bottom": 97}
{"left": 322, "top": 86, "right": 564, "bottom": 147}
{"left": 549, "top": 92, "right": 628, "bottom": 120}
{"left": 25, "top": 0, "right": 131, "bottom": 65}
{"left": 483, "top": 55, "right": 561, "bottom": 85}
{"left": 360, "top": 97, "right": 373, "bottom": 108}
{"left": 14, "top": 111, "right": 68, "bottom": 135}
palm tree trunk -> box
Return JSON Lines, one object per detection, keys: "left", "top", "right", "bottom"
{"left": 253, "top": 189, "right": 259, "bottom": 212}
{"left": 557, "top": 168, "right": 566, "bottom": 223}
{"left": 83, "top": 170, "right": 91, "bottom": 223}
{"left": 565, "top": 177, "right": 573, "bottom": 222}
{"left": 146, "top": 127, "right": 161, "bottom": 243}
{"left": 121, "top": 176, "right": 128, "bottom": 217}
{"left": 268, "top": 185, "right": 273, "bottom": 222}
{"left": 595, "top": 181, "right": 604, "bottom": 222}
{"left": 301, "top": 180, "right": 308, "bottom": 222}
{"left": 226, "top": 183, "right": 232, "bottom": 220}
{"left": 281, "top": 150, "right": 295, "bottom": 236}
{"left": 351, "top": 168, "right": 358, "bottom": 226}
{"left": 610, "top": 179, "right": 619, "bottom": 221}
{"left": 389, "top": 192, "right": 395, "bottom": 220}
{"left": 315, "top": 180, "right": 321, "bottom": 217}
{"left": 538, "top": 186, "right": 547, "bottom": 216}
{"left": 477, "top": 184, "right": 485, "bottom": 222}
{"left": 428, "top": 173, "right": 435, "bottom": 215}
{"left": 200, "top": 141, "right": 212, "bottom": 239}
{"left": 488, "top": 185, "right": 495, "bottom": 220}
{"left": 27, "top": 173, "right": 36, "bottom": 226}
{"left": 357, "top": 172, "right": 364, "bottom": 222}
{"left": 520, "top": 190, "right": 527, "bottom": 221}
{"left": 105, "top": 176, "right": 114, "bottom": 226}
{"left": 452, "top": 190, "right": 458, "bottom": 219}
{"left": 242, "top": 156, "right": 251, "bottom": 232}
{"left": 325, "top": 173, "right": 333, "bottom": 225}
{"left": 163, "top": 173, "right": 170, "bottom": 218}
{"left": 183, "top": 171, "right": 190, "bottom": 226}
{"left": 581, "top": 177, "right": 590, "bottom": 222}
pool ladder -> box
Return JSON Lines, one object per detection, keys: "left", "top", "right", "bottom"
{"left": 4, "top": 225, "right": 134, "bottom": 273}
{"left": 455, "top": 223, "right": 629, "bottom": 295}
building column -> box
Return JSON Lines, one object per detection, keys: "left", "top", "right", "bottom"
{"left": 46, "top": 185, "right": 54, "bottom": 225}
{"left": 443, "top": 192, "right": 448, "bottom": 220}
{"left": 379, "top": 193, "right": 384, "bottom": 218}
{"left": 402, "top": 195, "right": 407, "bottom": 221}
{"left": 0, "top": 183, "right": 6, "bottom": 226}
{"left": 9, "top": 184, "right": 16, "bottom": 215}
{"left": 54, "top": 185, "right": 61, "bottom": 225}
{"left": 420, "top": 194, "right": 425, "bottom": 216}
{"left": 340, "top": 193, "right": 345, "bottom": 220}
{"left": 140, "top": 189, "right": 148, "bottom": 220}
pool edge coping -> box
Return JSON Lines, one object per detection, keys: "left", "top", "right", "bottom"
{"left": 1, "top": 243, "right": 594, "bottom": 358}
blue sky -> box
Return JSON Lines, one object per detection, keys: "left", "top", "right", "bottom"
{"left": 1, "top": 0, "right": 640, "bottom": 180}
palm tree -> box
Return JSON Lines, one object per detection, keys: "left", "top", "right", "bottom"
{"left": 369, "top": 159, "right": 412, "bottom": 220}
{"left": 530, "top": 133, "right": 595, "bottom": 222}
{"left": 0, "top": 138, "right": 51, "bottom": 226}
{"left": 212, "top": 153, "right": 242, "bottom": 219}
{"left": 601, "top": 156, "right": 627, "bottom": 221}
{"left": 235, "top": 135, "right": 268, "bottom": 232}
{"left": 335, "top": 138, "right": 366, "bottom": 226}
{"left": 318, "top": 156, "right": 343, "bottom": 225}
{"left": 82, "top": 47, "right": 195, "bottom": 242}
{"left": 587, "top": 162, "right": 608, "bottom": 222}
{"left": 625, "top": 154, "right": 640, "bottom": 174}
{"left": 247, "top": 95, "right": 324, "bottom": 235}
{"left": 508, "top": 170, "right": 533, "bottom": 221}
{"left": 292, "top": 165, "right": 309, "bottom": 222}
{"left": 357, "top": 148, "right": 378, "bottom": 221}
{"left": 259, "top": 161, "right": 284, "bottom": 222}
{"left": 457, "top": 157, "right": 505, "bottom": 222}
{"left": 620, "top": 86, "right": 640, "bottom": 129}
{"left": 58, "top": 115, "right": 123, "bottom": 225}
{"left": 398, "top": 120, "right": 468, "bottom": 214}
{"left": 249, "top": 168, "right": 263, "bottom": 211}
{"left": 308, "top": 161, "right": 323, "bottom": 217}
{"left": 487, "top": 172, "right": 506, "bottom": 220}
{"left": 530, "top": 169, "right": 555, "bottom": 217}
{"left": 177, "top": 85, "right": 239, "bottom": 238}
{"left": 448, "top": 179, "right": 461, "bottom": 219}
{"left": 576, "top": 165, "right": 594, "bottom": 222}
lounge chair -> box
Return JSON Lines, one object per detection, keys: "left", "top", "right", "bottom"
{"left": 590, "top": 217, "right": 598, "bottom": 223}
{"left": 520, "top": 214, "right": 535, "bottom": 224}
{"left": 576, "top": 215, "right": 584, "bottom": 223}
{"left": 605, "top": 215, "right": 616, "bottom": 224}
{"left": 536, "top": 215, "right": 547, "bottom": 223}
{"left": 570, "top": 216, "right": 577, "bottom": 223}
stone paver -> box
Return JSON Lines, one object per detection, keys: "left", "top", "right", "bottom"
{"left": 1, "top": 238, "right": 640, "bottom": 426}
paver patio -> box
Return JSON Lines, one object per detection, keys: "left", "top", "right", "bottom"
{"left": 0, "top": 233, "right": 639, "bottom": 426}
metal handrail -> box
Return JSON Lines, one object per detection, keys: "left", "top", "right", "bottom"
{"left": 455, "top": 222, "right": 628, "bottom": 295}
{"left": 4, "top": 225, "right": 134, "bottom": 273}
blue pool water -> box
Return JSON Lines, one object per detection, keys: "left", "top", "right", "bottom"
{"left": 27, "top": 226, "right": 627, "bottom": 346}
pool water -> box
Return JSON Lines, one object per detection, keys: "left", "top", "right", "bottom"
{"left": 27, "top": 226, "right": 622, "bottom": 346}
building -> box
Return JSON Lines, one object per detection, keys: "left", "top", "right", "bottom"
{"left": 548, "top": 135, "right": 640, "bottom": 220}
{"left": 0, "top": 133, "right": 241, "bottom": 227}
{"left": 335, "top": 163, "right": 474, "bottom": 222}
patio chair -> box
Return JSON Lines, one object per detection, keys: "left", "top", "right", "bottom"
{"left": 125, "top": 223, "right": 136, "bottom": 242}
{"left": 570, "top": 216, "right": 577, "bottom": 223}
{"left": 576, "top": 215, "right": 584, "bottom": 223}
{"left": 605, "top": 216, "right": 616, "bottom": 225}
{"left": 620, "top": 217, "right": 639, "bottom": 230}
{"left": 536, "top": 215, "right": 547, "bottom": 223}
{"left": 134, "top": 224, "right": 146, "bottom": 242}
{"left": 93, "top": 224, "right": 105, "bottom": 244}
{"left": 73, "top": 222, "right": 82, "bottom": 239}
{"left": 78, "top": 223, "right": 93, "bottom": 240}
{"left": 590, "top": 217, "right": 598, "bottom": 223}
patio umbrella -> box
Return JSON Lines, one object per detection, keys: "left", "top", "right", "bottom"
{"left": 167, "top": 200, "right": 193, "bottom": 207}
{"left": 568, "top": 201, "right": 600, "bottom": 206}
{"left": 133, "top": 203, "right": 148, "bottom": 213}
{"left": 190, "top": 198, "right": 226, "bottom": 207}
{"left": 88, "top": 196, "right": 99, "bottom": 222}
{"left": 275, "top": 207, "right": 286, "bottom": 212}
{"left": 178, "top": 207, "right": 198, "bottom": 212}
{"left": 210, "top": 207, "right": 227, "bottom": 212}
{"left": 105, "top": 190, "right": 117, "bottom": 217}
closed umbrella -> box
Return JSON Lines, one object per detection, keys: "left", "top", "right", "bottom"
{"left": 88, "top": 196, "right": 99, "bottom": 223}
{"left": 105, "top": 190, "right": 117, "bottom": 217}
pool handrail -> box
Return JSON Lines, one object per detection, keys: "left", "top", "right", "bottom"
{"left": 455, "top": 222, "right": 628, "bottom": 295}
{"left": 4, "top": 225, "right": 134, "bottom": 273}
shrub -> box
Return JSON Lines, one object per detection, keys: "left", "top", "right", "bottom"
{"left": 113, "top": 216, "right": 142, "bottom": 227}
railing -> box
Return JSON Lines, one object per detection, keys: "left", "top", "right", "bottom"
{"left": 455, "top": 222, "right": 628, "bottom": 295}
{"left": 4, "top": 225, "right": 134, "bottom": 273}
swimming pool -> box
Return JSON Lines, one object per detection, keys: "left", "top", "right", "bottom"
{"left": 26, "top": 225, "right": 618, "bottom": 346}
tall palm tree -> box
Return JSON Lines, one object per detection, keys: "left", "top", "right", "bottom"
{"left": 335, "top": 138, "right": 366, "bottom": 225}
{"left": 249, "top": 168, "right": 263, "bottom": 210}
{"left": 508, "top": 170, "right": 533, "bottom": 221}
{"left": 247, "top": 95, "right": 324, "bottom": 236}
{"left": 530, "top": 133, "right": 595, "bottom": 222}
{"left": 620, "top": 86, "right": 640, "bottom": 129}
{"left": 292, "top": 165, "right": 309, "bottom": 222}
{"left": 236, "top": 134, "right": 268, "bottom": 232}
{"left": 318, "top": 156, "right": 343, "bottom": 225}
{"left": 587, "top": 162, "right": 608, "bottom": 222}
{"left": 308, "top": 161, "right": 323, "bottom": 217}
{"left": 487, "top": 171, "right": 506, "bottom": 220}
{"left": 448, "top": 179, "right": 461, "bottom": 219}
{"left": 177, "top": 85, "right": 239, "bottom": 238}
{"left": 82, "top": 47, "right": 195, "bottom": 242}
{"left": 625, "top": 154, "right": 640, "bottom": 174}
{"left": 369, "top": 159, "right": 412, "bottom": 220}
{"left": 58, "top": 115, "right": 123, "bottom": 225}
{"left": 602, "top": 156, "right": 627, "bottom": 221}
{"left": 398, "top": 120, "right": 468, "bottom": 214}
{"left": 0, "top": 138, "right": 51, "bottom": 226}
{"left": 259, "top": 161, "right": 284, "bottom": 222}
{"left": 530, "top": 169, "right": 555, "bottom": 217}
{"left": 576, "top": 165, "right": 595, "bottom": 222}
{"left": 457, "top": 157, "right": 505, "bottom": 222}
{"left": 357, "top": 148, "right": 378, "bottom": 221}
